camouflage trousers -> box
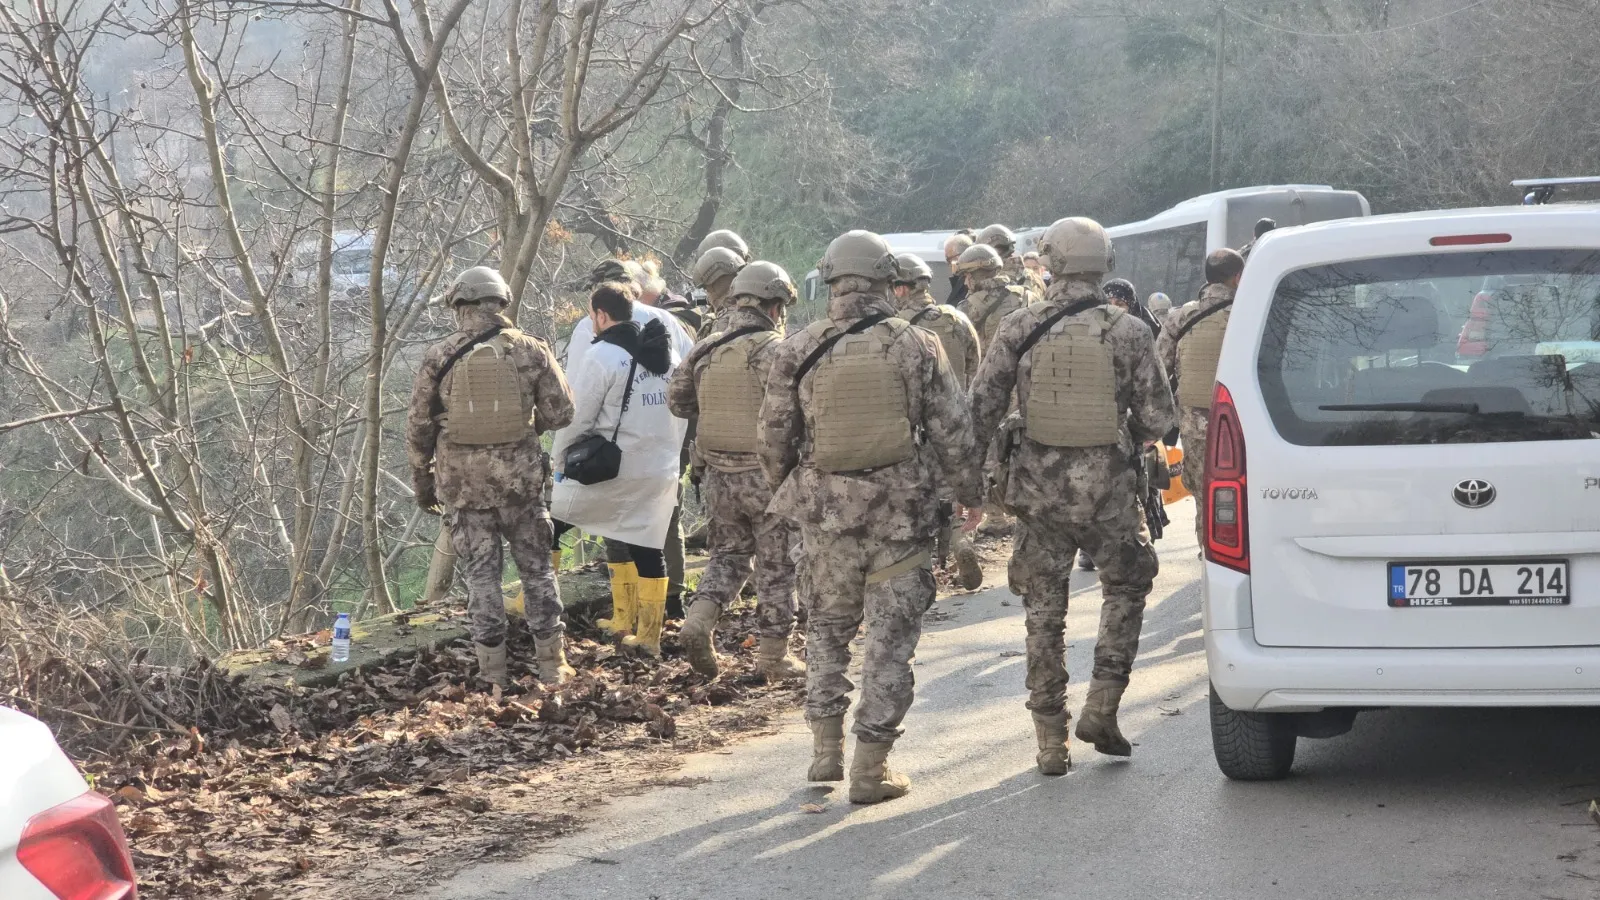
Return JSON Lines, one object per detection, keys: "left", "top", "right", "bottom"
{"left": 695, "top": 467, "right": 798, "bottom": 638}
{"left": 1008, "top": 499, "right": 1159, "bottom": 716}
{"left": 445, "top": 501, "right": 561, "bottom": 646}
{"left": 803, "top": 530, "right": 935, "bottom": 743}
{"left": 1179, "top": 406, "right": 1210, "bottom": 550}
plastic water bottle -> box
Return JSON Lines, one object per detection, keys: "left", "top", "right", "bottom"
{"left": 331, "top": 612, "right": 352, "bottom": 663}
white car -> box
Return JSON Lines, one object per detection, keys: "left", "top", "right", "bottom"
{"left": 1203, "top": 202, "right": 1600, "bottom": 780}
{"left": 0, "top": 707, "right": 138, "bottom": 898}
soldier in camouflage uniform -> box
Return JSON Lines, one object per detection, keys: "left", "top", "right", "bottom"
{"left": 978, "top": 223, "right": 1045, "bottom": 302}
{"left": 407, "top": 267, "right": 577, "bottom": 688}
{"left": 954, "top": 243, "right": 1027, "bottom": 351}
{"left": 690, "top": 232, "right": 752, "bottom": 339}
{"left": 668, "top": 261, "right": 806, "bottom": 682}
{"left": 1157, "top": 249, "right": 1243, "bottom": 552}
{"left": 890, "top": 252, "right": 985, "bottom": 591}
{"left": 969, "top": 218, "right": 1177, "bottom": 772}
{"left": 759, "top": 230, "right": 981, "bottom": 805}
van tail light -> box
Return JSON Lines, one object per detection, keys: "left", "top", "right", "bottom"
{"left": 17, "top": 791, "right": 138, "bottom": 900}
{"left": 1204, "top": 382, "right": 1249, "bottom": 573}
{"left": 1456, "top": 290, "right": 1493, "bottom": 358}
{"left": 1429, "top": 233, "right": 1512, "bottom": 246}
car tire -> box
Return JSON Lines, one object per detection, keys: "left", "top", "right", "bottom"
{"left": 1210, "top": 684, "right": 1296, "bottom": 781}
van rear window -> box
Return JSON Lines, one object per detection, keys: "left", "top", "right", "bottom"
{"left": 1257, "top": 249, "right": 1600, "bottom": 446}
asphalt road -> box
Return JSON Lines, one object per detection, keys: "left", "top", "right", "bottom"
{"left": 430, "top": 498, "right": 1600, "bottom": 900}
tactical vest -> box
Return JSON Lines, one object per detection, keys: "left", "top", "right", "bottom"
{"left": 1177, "top": 306, "right": 1231, "bottom": 408}
{"left": 696, "top": 331, "right": 777, "bottom": 455}
{"left": 1023, "top": 304, "right": 1122, "bottom": 448}
{"left": 803, "top": 318, "right": 916, "bottom": 473}
{"left": 968, "top": 285, "right": 1026, "bottom": 345}
{"left": 696, "top": 311, "right": 720, "bottom": 341}
{"left": 900, "top": 305, "right": 969, "bottom": 383}
{"left": 444, "top": 334, "right": 532, "bottom": 445}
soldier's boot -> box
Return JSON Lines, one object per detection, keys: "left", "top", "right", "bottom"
{"left": 848, "top": 740, "right": 911, "bottom": 805}
{"left": 954, "top": 540, "right": 983, "bottom": 591}
{"left": 756, "top": 635, "right": 806, "bottom": 682}
{"left": 532, "top": 631, "right": 575, "bottom": 686}
{"left": 474, "top": 641, "right": 508, "bottom": 690}
{"left": 1074, "top": 679, "right": 1133, "bottom": 757}
{"left": 678, "top": 598, "right": 721, "bottom": 677}
{"left": 807, "top": 716, "right": 845, "bottom": 782}
{"left": 598, "top": 562, "right": 639, "bottom": 637}
{"left": 622, "top": 577, "right": 668, "bottom": 658}
{"left": 1032, "top": 711, "right": 1072, "bottom": 776}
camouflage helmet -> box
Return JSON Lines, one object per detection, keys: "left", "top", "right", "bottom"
{"left": 818, "top": 230, "right": 899, "bottom": 283}
{"left": 977, "top": 223, "right": 1018, "bottom": 252}
{"left": 1037, "top": 216, "right": 1114, "bottom": 277}
{"left": 893, "top": 252, "right": 934, "bottom": 283}
{"left": 588, "top": 257, "right": 643, "bottom": 289}
{"left": 447, "top": 266, "right": 511, "bottom": 306}
{"left": 1147, "top": 292, "right": 1173, "bottom": 317}
{"left": 729, "top": 260, "right": 797, "bottom": 305}
{"left": 951, "top": 243, "right": 1004, "bottom": 276}
{"left": 690, "top": 247, "right": 746, "bottom": 288}
{"left": 695, "top": 229, "right": 751, "bottom": 262}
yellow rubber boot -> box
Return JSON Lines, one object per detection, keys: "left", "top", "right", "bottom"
{"left": 623, "top": 577, "right": 668, "bottom": 658}
{"left": 598, "top": 562, "right": 639, "bottom": 637}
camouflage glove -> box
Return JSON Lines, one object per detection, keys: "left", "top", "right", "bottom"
{"left": 413, "top": 471, "right": 441, "bottom": 515}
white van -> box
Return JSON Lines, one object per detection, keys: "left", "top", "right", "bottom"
{"left": 288, "top": 231, "right": 390, "bottom": 298}
{"left": 1204, "top": 203, "right": 1600, "bottom": 780}
{"left": 1107, "top": 185, "right": 1370, "bottom": 304}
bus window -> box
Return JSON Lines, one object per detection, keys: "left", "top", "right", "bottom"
{"left": 1172, "top": 223, "right": 1206, "bottom": 303}
{"left": 1112, "top": 222, "right": 1207, "bottom": 304}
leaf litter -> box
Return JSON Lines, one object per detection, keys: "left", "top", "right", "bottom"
{"left": 10, "top": 600, "right": 801, "bottom": 899}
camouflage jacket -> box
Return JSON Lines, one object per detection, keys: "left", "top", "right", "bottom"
{"left": 969, "top": 279, "right": 1178, "bottom": 523}
{"left": 1157, "top": 283, "right": 1235, "bottom": 410}
{"left": 894, "top": 287, "right": 982, "bottom": 389}
{"left": 959, "top": 275, "right": 1028, "bottom": 351}
{"left": 406, "top": 305, "right": 575, "bottom": 509}
{"left": 758, "top": 289, "right": 981, "bottom": 541}
{"left": 1003, "top": 254, "right": 1046, "bottom": 303}
{"left": 668, "top": 304, "right": 783, "bottom": 473}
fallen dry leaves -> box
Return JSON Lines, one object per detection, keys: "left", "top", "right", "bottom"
{"left": 14, "top": 601, "right": 801, "bottom": 899}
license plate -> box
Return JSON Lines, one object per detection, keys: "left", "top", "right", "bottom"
{"left": 1388, "top": 560, "right": 1570, "bottom": 608}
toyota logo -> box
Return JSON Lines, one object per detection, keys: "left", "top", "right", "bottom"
{"left": 1453, "top": 479, "right": 1496, "bottom": 509}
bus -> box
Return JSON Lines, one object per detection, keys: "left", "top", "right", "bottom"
{"left": 1102, "top": 185, "right": 1370, "bottom": 306}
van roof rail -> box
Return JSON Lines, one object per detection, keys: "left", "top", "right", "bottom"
{"left": 1511, "top": 176, "right": 1600, "bottom": 205}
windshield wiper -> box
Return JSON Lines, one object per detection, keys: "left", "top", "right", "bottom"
{"left": 1319, "top": 401, "right": 1482, "bottom": 413}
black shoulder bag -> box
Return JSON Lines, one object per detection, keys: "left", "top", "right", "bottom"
{"left": 561, "top": 356, "right": 639, "bottom": 485}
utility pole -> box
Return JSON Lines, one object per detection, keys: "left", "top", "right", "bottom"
{"left": 1210, "top": 1, "right": 1225, "bottom": 192}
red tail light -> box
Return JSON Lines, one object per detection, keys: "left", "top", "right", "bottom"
{"left": 1204, "top": 382, "right": 1249, "bottom": 573}
{"left": 1429, "top": 233, "right": 1511, "bottom": 246}
{"left": 1456, "top": 290, "right": 1493, "bottom": 358}
{"left": 17, "top": 792, "right": 138, "bottom": 900}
